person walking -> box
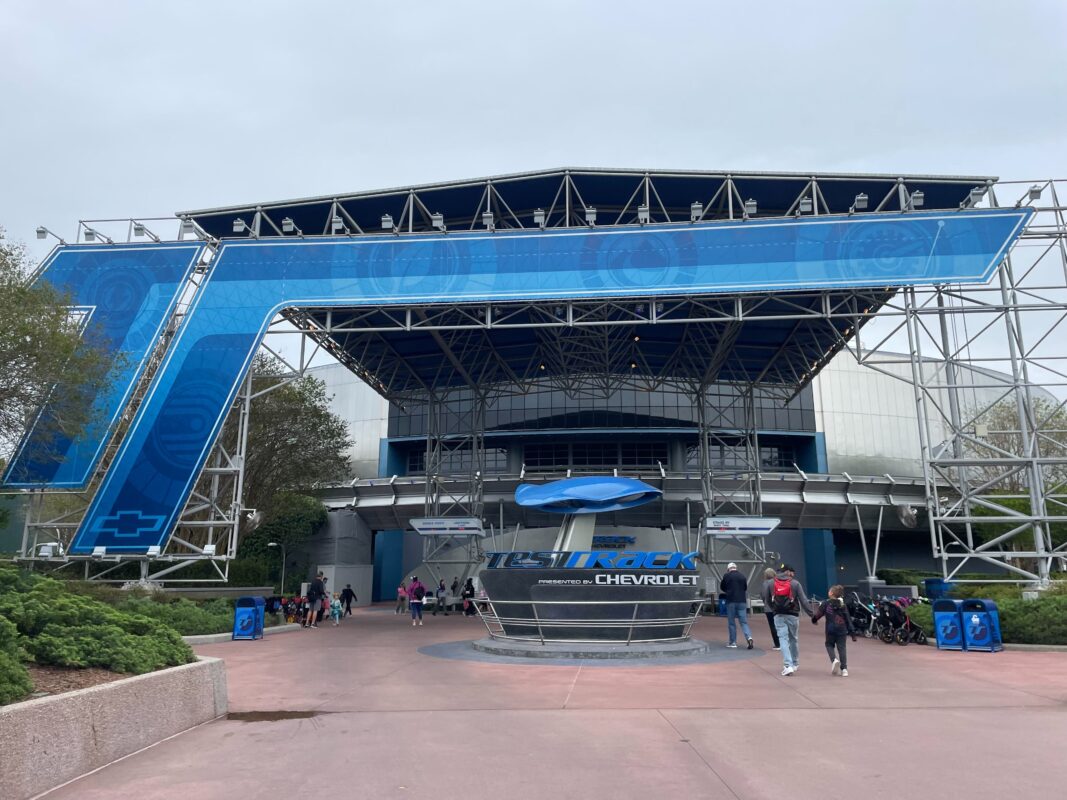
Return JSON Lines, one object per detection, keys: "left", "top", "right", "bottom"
{"left": 432, "top": 579, "right": 449, "bottom": 616}
{"left": 769, "top": 563, "right": 813, "bottom": 676}
{"left": 329, "top": 593, "right": 343, "bottom": 626}
{"left": 304, "top": 572, "right": 326, "bottom": 629}
{"left": 450, "top": 577, "right": 460, "bottom": 613}
{"left": 395, "top": 582, "right": 408, "bottom": 615}
{"left": 812, "top": 584, "right": 857, "bottom": 676}
{"left": 720, "top": 562, "right": 753, "bottom": 649}
{"left": 461, "top": 578, "right": 477, "bottom": 616}
{"left": 341, "top": 584, "right": 357, "bottom": 617}
{"left": 760, "top": 567, "right": 781, "bottom": 650}
{"left": 409, "top": 576, "right": 426, "bottom": 626}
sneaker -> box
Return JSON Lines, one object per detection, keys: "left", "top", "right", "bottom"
{"left": 831, "top": 658, "right": 841, "bottom": 676}
{"left": 726, "top": 643, "right": 738, "bottom": 649}
{"left": 747, "top": 638, "right": 754, "bottom": 650}
{"left": 772, "top": 646, "right": 780, "bottom": 651}
{"left": 781, "top": 666, "right": 795, "bottom": 676}
{"left": 841, "top": 669, "right": 849, "bottom": 677}
{"left": 418, "top": 620, "right": 424, "bottom": 626}
{"left": 412, "top": 620, "right": 416, "bottom": 626}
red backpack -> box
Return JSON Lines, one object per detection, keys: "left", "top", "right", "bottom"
{"left": 770, "top": 577, "right": 798, "bottom": 614}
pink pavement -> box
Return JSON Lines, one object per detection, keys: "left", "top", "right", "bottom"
{"left": 40, "top": 606, "right": 1067, "bottom": 800}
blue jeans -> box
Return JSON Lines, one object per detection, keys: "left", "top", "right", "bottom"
{"left": 726, "top": 602, "right": 752, "bottom": 644}
{"left": 774, "top": 615, "right": 800, "bottom": 668}
{"left": 410, "top": 601, "right": 423, "bottom": 620}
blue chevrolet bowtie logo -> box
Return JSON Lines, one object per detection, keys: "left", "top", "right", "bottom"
{"left": 91, "top": 510, "right": 166, "bottom": 538}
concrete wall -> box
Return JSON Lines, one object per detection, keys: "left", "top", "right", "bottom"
{"left": 318, "top": 563, "right": 374, "bottom": 608}
{"left": 0, "top": 656, "right": 227, "bottom": 800}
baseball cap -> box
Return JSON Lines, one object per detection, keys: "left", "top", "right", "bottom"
{"left": 778, "top": 563, "right": 795, "bottom": 573}
{"left": 727, "top": 562, "right": 737, "bottom": 570}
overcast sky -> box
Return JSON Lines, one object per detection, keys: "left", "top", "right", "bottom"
{"left": 3, "top": 1, "right": 1066, "bottom": 260}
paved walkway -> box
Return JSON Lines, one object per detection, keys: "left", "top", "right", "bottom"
{"left": 44, "top": 607, "right": 1067, "bottom": 799}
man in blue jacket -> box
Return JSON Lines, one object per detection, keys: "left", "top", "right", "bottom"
{"left": 719, "top": 562, "right": 753, "bottom": 649}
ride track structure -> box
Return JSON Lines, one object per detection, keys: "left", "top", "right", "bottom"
{"left": 5, "top": 168, "right": 1064, "bottom": 586}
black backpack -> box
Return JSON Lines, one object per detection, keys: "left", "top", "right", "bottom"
{"left": 413, "top": 585, "right": 425, "bottom": 601}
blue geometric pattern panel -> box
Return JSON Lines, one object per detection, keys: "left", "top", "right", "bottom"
{"left": 3, "top": 242, "right": 201, "bottom": 488}
{"left": 59, "top": 208, "right": 1028, "bottom": 553}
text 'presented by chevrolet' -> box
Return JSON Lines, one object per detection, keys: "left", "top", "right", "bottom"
{"left": 485, "top": 551, "right": 700, "bottom": 570}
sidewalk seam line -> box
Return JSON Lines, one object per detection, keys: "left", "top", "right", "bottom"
{"left": 656, "top": 708, "right": 742, "bottom": 800}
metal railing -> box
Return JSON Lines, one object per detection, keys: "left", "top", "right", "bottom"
{"left": 476, "top": 597, "right": 703, "bottom": 645}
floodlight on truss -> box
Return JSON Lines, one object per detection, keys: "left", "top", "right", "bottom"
{"left": 690, "top": 201, "right": 703, "bottom": 222}
{"left": 331, "top": 215, "right": 347, "bottom": 234}
{"left": 82, "top": 226, "right": 114, "bottom": 244}
{"left": 132, "top": 221, "right": 161, "bottom": 242}
{"left": 147, "top": 545, "right": 161, "bottom": 556}
{"left": 636, "top": 204, "right": 650, "bottom": 224}
{"left": 233, "top": 217, "right": 247, "bottom": 234}
{"left": 482, "top": 210, "right": 494, "bottom": 230}
{"left": 1028, "top": 184, "right": 1043, "bottom": 200}
{"left": 744, "top": 198, "right": 757, "bottom": 216}
{"left": 431, "top": 212, "right": 446, "bottom": 231}
{"left": 909, "top": 190, "right": 925, "bottom": 209}
{"left": 584, "top": 206, "right": 597, "bottom": 226}
{"left": 849, "top": 193, "right": 868, "bottom": 214}
{"left": 798, "top": 197, "right": 813, "bottom": 214}
{"left": 35, "top": 225, "right": 67, "bottom": 244}
{"left": 381, "top": 214, "right": 394, "bottom": 231}
{"left": 532, "top": 208, "right": 545, "bottom": 228}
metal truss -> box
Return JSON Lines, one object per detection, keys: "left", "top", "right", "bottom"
{"left": 177, "top": 167, "right": 989, "bottom": 240}
{"left": 836, "top": 180, "right": 1067, "bottom": 585}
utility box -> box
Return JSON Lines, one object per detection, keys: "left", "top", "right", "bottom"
{"left": 233, "top": 596, "right": 265, "bottom": 640}
{"left": 932, "top": 599, "right": 965, "bottom": 650}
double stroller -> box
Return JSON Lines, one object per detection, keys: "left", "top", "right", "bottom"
{"left": 873, "top": 597, "right": 927, "bottom": 645}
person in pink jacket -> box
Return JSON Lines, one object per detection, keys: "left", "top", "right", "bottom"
{"left": 408, "top": 577, "right": 427, "bottom": 626}
{"left": 395, "top": 583, "right": 408, "bottom": 615}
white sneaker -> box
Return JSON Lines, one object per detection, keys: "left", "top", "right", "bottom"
{"left": 726, "top": 643, "right": 738, "bottom": 649}
{"left": 841, "top": 669, "right": 849, "bottom": 677}
{"left": 831, "top": 658, "right": 841, "bottom": 675}
{"left": 772, "top": 646, "right": 781, "bottom": 650}
{"left": 419, "top": 620, "right": 424, "bottom": 626}
{"left": 781, "top": 666, "right": 795, "bottom": 676}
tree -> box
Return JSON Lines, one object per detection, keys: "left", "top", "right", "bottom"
{"left": 1, "top": 230, "right": 113, "bottom": 525}
{"left": 224, "top": 354, "right": 353, "bottom": 522}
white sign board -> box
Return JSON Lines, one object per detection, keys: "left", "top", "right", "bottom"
{"left": 410, "top": 517, "right": 487, "bottom": 537}
{"left": 704, "top": 517, "right": 781, "bottom": 537}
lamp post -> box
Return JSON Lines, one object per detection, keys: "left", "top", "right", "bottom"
{"left": 267, "top": 542, "right": 286, "bottom": 593}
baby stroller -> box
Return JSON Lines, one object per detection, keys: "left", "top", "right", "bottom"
{"left": 847, "top": 593, "right": 875, "bottom": 638}
{"left": 875, "top": 598, "right": 927, "bottom": 645}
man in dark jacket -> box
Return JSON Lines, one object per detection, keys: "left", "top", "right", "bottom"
{"left": 719, "top": 563, "right": 753, "bottom": 649}
{"left": 340, "top": 584, "right": 357, "bottom": 617}
{"left": 768, "top": 564, "right": 814, "bottom": 676}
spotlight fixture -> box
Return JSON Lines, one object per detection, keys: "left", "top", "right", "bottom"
{"left": 82, "top": 226, "right": 114, "bottom": 244}
{"left": 744, "top": 198, "right": 757, "bottom": 216}
{"left": 147, "top": 545, "right": 161, "bottom": 557}
{"left": 180, "top": 219, "right": 196, "bottom": 237}
{"left": 203, "top": 544, "right": 217, "bottom": 556}
{"left": 533, "top": 208, "right": 546, "bottom": 228}
{"left": 331, "top": 215, "right": 346, "bottom": 234}
{"left": 233, "top": 217, "right": 248, "bottom": 234}
{"left": 584, "top": 206, "right": 597, "bottom": 226}
{"left": 36, "top": 226, "right": 66, "bottom": 244}
{"left": 381, "top": 214, "right": 394, "bottom": 231}
{"left": 1028, "top": 184, "right": 1043, "bottom": 201}
{"left": 850, "top": 193, "right": 868, "bottom": 213}
{"left": 482, "top": 210, "right": 494, "bottom": 230}
{"left": 633, "top": 335, "right": 640, "bottom": 342}
{"left": 281, "top": 217, "right": 302, "bottom": 235}
{"left": 798, "top": 197, "right": 813, "bottom": 214}
{"left": 690, "top": 201, "right": 703, "bottom": 222}
{"left": 910, "top": 190, "right": 924, "bottom": 209}
{"left": 431, "top": 212, "right": 446, "bottom": 231}
{"left": 92, "top": 546, "right": 107, "bottom": 558}
{"left": 636, "top": 204, "right": 650, "bottom": 224}
{"left": 968, "top": 187, "right": 987, "bottom": 207}
{"left": 630, "top": 362, "right": 637, "bottom": 369}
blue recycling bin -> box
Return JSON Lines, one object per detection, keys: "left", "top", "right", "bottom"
{"left": 717, "top": 596, "right": 727, "bottom": 616}
{"left": 932, "top": 599, "right": 965, "bottom": 650}
{"left": 232, "top": 596, "right": 265, "bottom": 640}
{"left": 961, "top": 599, "right": 1003, "bottom": 652}
{"left": 923, "top": 578, "right": 955, "bottom": 601}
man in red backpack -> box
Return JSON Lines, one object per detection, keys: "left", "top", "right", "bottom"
{"left": 765, "top": 563, "right": 813, "bottom": 676}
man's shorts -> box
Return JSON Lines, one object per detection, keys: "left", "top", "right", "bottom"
{"left": 308, "top": 598, "right": 322, "bottom": 613}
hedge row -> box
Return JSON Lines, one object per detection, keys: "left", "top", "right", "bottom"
{"left": 906, "top": 595, "right": 1067, "bottom": 645}
{"left": 0, "top": 564, "right": 196, "bottom": 705}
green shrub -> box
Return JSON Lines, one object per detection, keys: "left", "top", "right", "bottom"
{"left": 0, "top": 563, "right": 195, "bottom": 689}
{"left": 115, "top": 597, "right": 235, "bottom": 636}
{"left": 0, "top": 651, "right": 33, "bottom": 705}
{"left": 907, "top": 602, "right": 933, "bottom": 633}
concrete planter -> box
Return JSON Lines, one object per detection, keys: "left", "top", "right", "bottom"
{"left": 0, "top": 656, "right": 227, "bottom": 800}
